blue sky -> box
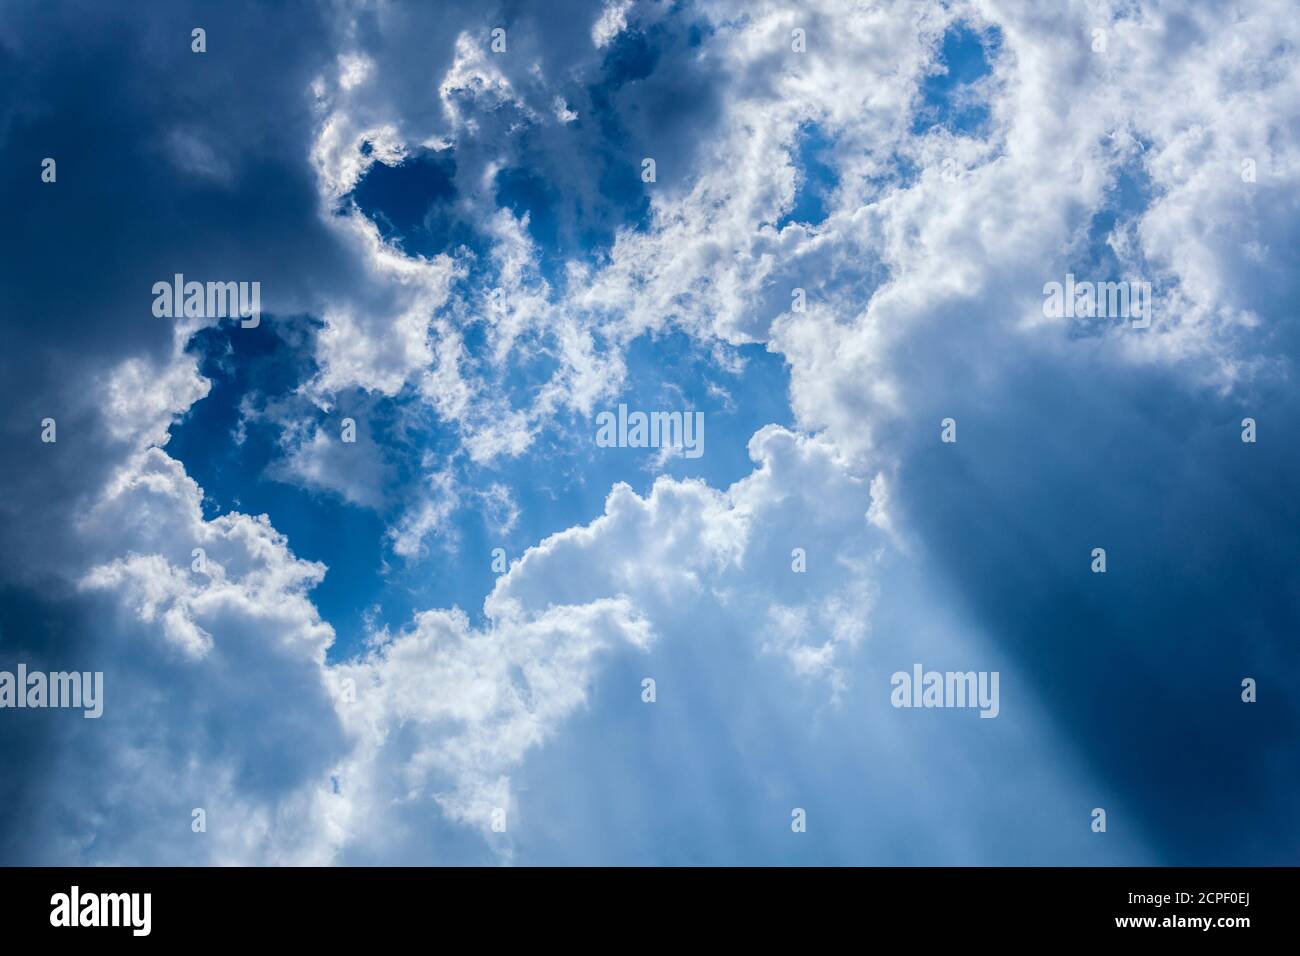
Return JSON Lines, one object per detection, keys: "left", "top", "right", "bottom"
{"left": 0, "top": 0, "right": 1297, "bottom": 866}
{"left": 168, "top": 317, "right": 792, "bottom": 650}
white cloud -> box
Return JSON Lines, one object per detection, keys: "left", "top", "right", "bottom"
{"left": 552, "top": 96, "right": 578, "bottom": 123}
{"left": 269, "top": 419, "right": 390, "bottom": 510}
{"left": 592, "top": 0, "right": 635, "bottom": 49}
{"left": 387, "top": 469, "right": 460, "bottom": 558}
{"left": 307, "top": 210, "right": 461, "bottom": 399}
{"left": 13, "top": 0, "right": 1297, "bottom": 865}
{"left": 59, "top": 412, "right": 890, "bottom": 862}
{"left": 333, "top": 598, "right": 653, "bottom": 845}
{"left": 70, "top": 448, "right": 340, "bottom": 864}
{"left": 99, "top": 346, "right": 211, "bottom": 451}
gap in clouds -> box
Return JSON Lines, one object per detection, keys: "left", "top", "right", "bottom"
{"left": 158, "top": 0, "right": 797, "bottom": 662}
{"left": 912, "top": 21, "right": 1001, "bottom": 136}
{"left": 168, "top": 309, "right": 794, "bottom": 661}
{"left": 166, "top": 317, "right": 392, "bottom": 653}
{"left": 348, "top": 146, "right": 471, "bottom": 260}
{"left": 775, "top": 121, "right": 839, "bottom": 230}
{"left": 1063, "top": 152, "right": 1158, "bottom": 342}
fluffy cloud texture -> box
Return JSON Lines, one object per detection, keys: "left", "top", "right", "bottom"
{"left": 0, "top": 0, "right": 1296, "bottom": 864}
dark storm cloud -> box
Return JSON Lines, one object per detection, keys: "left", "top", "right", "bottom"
{"left": 889, "top": 332, "right": 1300, "bottom": 864}
{"left": 0, "top": 0, "right": 342, "bottom": 577}
{"left": 0, "top": 0, "right": 349, "bottom": 863}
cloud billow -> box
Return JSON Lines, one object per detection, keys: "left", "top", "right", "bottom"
{"left": 0, "top": 0, "right": 1296, "bottom": 865}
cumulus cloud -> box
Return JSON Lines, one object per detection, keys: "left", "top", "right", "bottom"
{"left": 3, "top": 0, "right": 1297, "bottom": 866}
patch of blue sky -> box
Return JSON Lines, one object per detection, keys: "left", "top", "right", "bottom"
{"left": 169, "top": 311, "right": 793, "bottom": 661}
{"left": 1086, "top": 153, "right": 1156, "bottom": 259}
{"left": 594, "top": 25, "right": 659, "bottom": 94}
{"left": 541, "top": 330, "right": 794, "bottom": 497}
{"left": 776, "top": 122, "right": 839, "bottom": 230}
{"left": 447, "top": 332, "right": 793, "bottom": 626}
{"left": 348, "top": 329, "right": 792, "bottom": 648}
{"left": 1062, "top": 153, "right": 1157, "bottom": 340}
{"left": 495, "top": 164, "right": 564, "bottom": 252}
{"left": 167, "top": 318, "right": 395, "bottom": 655}
{"left": 348, "top": 146, "right": 485, "bottom": 260}
{"left": 912, "top": 21, "right": 1001, "bottom": 136}
{"left": 580, "top": 11, "right": 720, "bottom": 233}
